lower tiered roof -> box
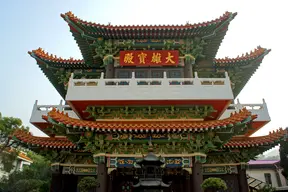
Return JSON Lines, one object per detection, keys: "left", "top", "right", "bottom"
{"left": 12, "top": 130, "right": 76, "bottom": 149}
{"left": 11, "top": 107, "right": 287, "bottom": 156}
{"left": 12, "top": 128, "right": 287, "bottom": 150}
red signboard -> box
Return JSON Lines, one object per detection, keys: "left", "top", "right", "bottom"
{"left": 119, "top": 50, "right": 179, "bottom": 66}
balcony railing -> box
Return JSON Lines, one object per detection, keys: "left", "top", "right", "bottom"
{"left": 66, "top": 72, "right": 234, "bottom": 101}
{"left": 30, "top": 100, "right": 79, "bottom": 124}
{"left": 219, "top": 99, "right": 271, "bottom": 122}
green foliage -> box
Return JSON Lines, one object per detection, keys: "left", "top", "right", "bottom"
{"left": 0, "top": 150, "right": 18, "bottom": 172}
{"left": 257, "top": 184, "right": 276, "bottom": 192}
{"left": 0, "top": 112, "right": 27, "bottom": 152}
{"left": 0, "top": 152, "right": 51, "bottom": 192}
{"left": 78, "top": 176, "right": 98, "bottom": 192}
{"left": 280, "top": 140, "right": 288, "bottom": 179}
{"left": 0, "top": 112, "right": 29, "bottom": 173}
{"left": 201, "top": 177, "right": 227, "bottom": 191}
{"left": 10, "top": 179, "right": 47, "bottom": 192}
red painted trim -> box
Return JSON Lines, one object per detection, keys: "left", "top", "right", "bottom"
{"left": 67, "top": 99, "right": 232, "bottom": 120}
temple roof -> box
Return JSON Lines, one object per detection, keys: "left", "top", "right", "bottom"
{"left": 43, "top": 108, "right": 255, "bottom": 133}
{"left": 11, "top": 128, "right": 287, "bottom": 150}
{"left": 28, "top": 11, "right": 270, "bottom": 99}
{"left": 214, "top": 46, "right": 269, "bottom": 66}
{"left": 29, "top": 48, "right": 85, "bottom": 66}
{"left": 6, "top": 147, "right": 33, "bottom": 162}
{"left": 197, "top": 46, "right": 271, "bottom": 97}
{"left": 61, "top": 11, "right": 236, "bottom": 39}
{"left": 12, "top": 129, "right": 76, "bottom": 149}
{"left": 223, "top": 128, "right": 287, "bottom": 148}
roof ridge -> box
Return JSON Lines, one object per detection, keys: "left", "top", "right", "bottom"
{"left": 61, "top": 11, "right": 237, "bottom": 29}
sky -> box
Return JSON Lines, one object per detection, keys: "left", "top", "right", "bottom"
{"left": 0, "top": 0, "right": 287, "bottom": 154}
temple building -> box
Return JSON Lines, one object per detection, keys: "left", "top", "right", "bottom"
{"left": 11, "top": 11, "right": 288, "bottom": 191}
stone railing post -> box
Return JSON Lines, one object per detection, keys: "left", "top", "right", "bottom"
{"left": 193, "top": 72, "right": 201, "bottom": 86}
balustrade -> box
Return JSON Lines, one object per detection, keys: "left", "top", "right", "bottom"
{"left": 30, "top": 100, "right": 79, "bottom": 124}
{"left": 69, "top": 71, "right": 230, "bottom": 87}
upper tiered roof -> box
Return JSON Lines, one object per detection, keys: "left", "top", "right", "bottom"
{"left": 28, "top": 11, "right": 270, "bottom": 98}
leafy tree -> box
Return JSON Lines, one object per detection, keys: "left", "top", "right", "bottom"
{"left": 0, "top": 149, "right": 18, "bottom": 172}
{"left": 0, "top": 112, "right": 29, "bottom": 173}
{"left": 0, "top": 151, "right": 51, "bottom": 192}
{"left": 201, "top": 177, "right": 227, "bottom": 192}
{"left": 0, "top": 112, "right": 28, "bottom": 152}
{"left": 78, "top": 176, "right": 98, "bottom": 192}
{"left": 280, "top": 140, "right": 288, "bottom": 178}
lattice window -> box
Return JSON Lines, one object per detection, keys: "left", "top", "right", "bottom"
{"left": 135, "top": 71, "right": 148, "bottom": 78}
{"left": 151, "top": 71, "right": 163, "bottom": 78}
{"left": 117, "top": 71, "right": 131, "bottom": 78}
{"left": 168, "top": 70, "right": 181, "bottom": 78}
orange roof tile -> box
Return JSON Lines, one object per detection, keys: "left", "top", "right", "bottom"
{"left": 12, "top": 129, "right": 76, "bottom": 149}
{"left": 44, "top": 108, "right": 255, "bottom": 133}
{"left": 28, "top": 48, "right": 84, "bottom": 64}
{"left": 61, "top": 11, "right": 235, "bottom": 30}
{"left": 224, "top": 128, "right": 287, "bottom": 148}
{"left": 214, "top": 46, "right": 271, "bottom": 64}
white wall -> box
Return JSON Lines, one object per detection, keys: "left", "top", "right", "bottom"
{"left": 247, "top": 168, "right": 286, "bottom": 188}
